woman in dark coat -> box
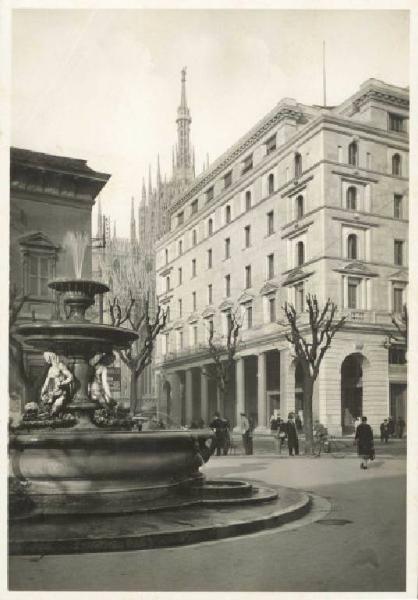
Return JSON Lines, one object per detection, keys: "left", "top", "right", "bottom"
{"left": 355, "top": 416, "right": 374, "bottom": 469}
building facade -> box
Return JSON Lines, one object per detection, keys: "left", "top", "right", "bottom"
{"left": 10, "top": 147, "right": 109, "bottom": 412}
{"left": 154, "top": 79, "right": 408, "bottom": 435}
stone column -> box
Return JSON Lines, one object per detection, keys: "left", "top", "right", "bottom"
{"left": 200, "top": 367, "right": 209, "bottom": 425}
{"left": 234, "top": 356, "right": 245, "bottom": 431}
{"left": 185, "top": 368, "right": 193, "bottom": 426}
{"left": 280, "top": 348, "right": 295, "bottom": 419}
{"left": 256, "top": 352, "right": 268, "bottom": 432}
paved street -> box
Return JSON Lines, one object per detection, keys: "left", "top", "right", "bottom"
{"left": 9, "top": 449, "right": 406, "bottom": 593}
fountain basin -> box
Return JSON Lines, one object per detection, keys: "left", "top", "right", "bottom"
{"left": 14, "top": 321, "right": 138, "bottom": 356}
{"left": 9, "top": 429, "right": 214, "bottom": 515}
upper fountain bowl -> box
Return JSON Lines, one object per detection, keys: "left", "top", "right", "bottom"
{"left": 49, "top": 278, "right": 110, "bottom": 322}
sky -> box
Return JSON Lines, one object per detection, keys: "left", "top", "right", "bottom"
{"left": 12, "top": 9, "right": 409, "bottom": 237}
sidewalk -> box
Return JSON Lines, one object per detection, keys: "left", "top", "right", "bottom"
{"left": 229, "top": 433, "right": 407, "bottom": 457}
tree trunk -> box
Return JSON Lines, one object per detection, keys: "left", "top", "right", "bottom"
{"left": 303, "top": 376, "right": 314, "bottom": 454}
{"left": 129, "top": 370, "right": 138, "bottom": 415}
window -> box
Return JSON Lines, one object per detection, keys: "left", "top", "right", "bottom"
{"left": 294, "top": 153, "right": 302, "bottom": 178}
{"left": 226, "top": 311, "right": 232, "bottom": 334}
{"left": 178, "top": 298, "right": 182, "bottom": 318}
{"left": 208, "top": 318, "right": 214, "bottom": 339}
{"left": 165, "top": 249, "right": 168, "bottom": 264}
{"left": 191, "top": 258, "right": 196, "bottom": 277}
{"left": 177, "top": 211, "right": 184, "bottom": 226}
{"left": 192, "top": 291, "right": 197, "bottom": 311}
{"left": 178, "top": 240, "right": 183, "bottom": 255}
{"left": 225, "top": 237, "right": 231, "bottom": 259}
{"left": 268, "top": 173, "right": 275, "bottom": 195}
{"left": 267, "top": 210, "right": 274, "bottom": 235}
{"left": 191, "top": 199, "right": 198, "bottom": 214}
{"left": 244, "top": 225, "right": 251, "bottom": 248}
{"left": 347, "top": 277, "right": 360, "bottom": 309}
{"left": 245, "top": 190, "right": 252, "bottom": 211}
{"left": 269, "top": 297, "right": 276, "bottom": 323}
{"left": 346, "top": 186, "right": 357, "bottom": 211}
{"left": 394, "top": 240, "right": 404, "bottom": 266}
{"left": 178, "top": 267, "right": 182, "bottom": 286}
{"left": 208, "top": 218, "right": 213, "bottom": 236}
{"left": 296, "top": 195, "right": 304, "bottom": 219}
{"left": 389, "top": 113, "right": 406, "bottom": 133}
{"left": 166, "top": 276, "right": 170, "bottom": 292}
{"left": 296, "top": 241, "right": 305, "bottom": 266}
{"left": 393, "top": 287, "right": 404, "bottom": 314}
{"left": 347, "top": 234, "right": 358, "bottom": 260}
{"left": 166, "top": 306, "right": 171, "bottom": 323}
{"left": 193, "top": 325, "right": 198, "bottom": 346}
{"left": 242, "top": 154, "right": 253, "bottom": 174}
{"left": 394, "top": 194, "right": 403, "bottom": 219}
{"left": 266, "top": 134, "right": 277, "bottom": 155}
{"left": 392, "top": 154, "right": 402, "bottom": 176}
{"left": 225, "top": 204, "right": 231, "bottom": 223}
{"left": 389, "top": 346, "right": 406, "bottom": 364}
{"left": 348, "top": 142, "right": 358, "bottom": 166}
{"left": 192, "top": 229, "right": 197, "bottom": 246}
{"left": 27, "top": 255, "right": 50, "bottom": 297}
{"left": 245, "top": 265, "right": 252, "bottom": 289}
{"left": 208, "top": 284, "right": 213, "bottom": 305}
{"left": 206, "top": 186, "right": 214, "bottom": 202}
{"left": 224, "top": 171, "right": 232, "bottom": 189}
{"left": 207, "top": 248, "right": 213, "bottom": 269}
{"left": 178, "top": 330, "right": 184, "bottom": 350}
{"left": 267, "top": 253, "right": 274, "bottom": 279}
{"left": 295, "top": 282, "right": 304, "bottom": 312}
{"left": 225, "top": 274, "right": 231, "bottom": 297}
{"left": 246, "top": 304, "right": 253, "bottom": 328}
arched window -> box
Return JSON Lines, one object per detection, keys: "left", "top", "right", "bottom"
{"left": 225, "top": 205, "right": 231, "bottom": 223}
{"left": 346, "top": 186, "right": 357, "bottom": 210}
{"left": 268, "top": 173, "right": 275, "bottom": 195}
{"left": 294, "top": 153, "right": 302, "bottom": 179}
{"left": 178, "top": 240, "right": 183, "bottom": 255}
{"left": 296, "top": 241, "right": 305, "bottom": 266}
{"left": 192, "top": 229, "right": 197, "bottom": 246}
{"left": 348, "top": 141, "right": 358, "bottom": 166}
{"left": 347, "top": 234, "right": 358, "bottom": 259}
{"left": 296, "top": 195, "right": 304, "bottom": 219}
{"left": 208, "top": 219, "right": 213, "bottom": 236}
{"left": 392, "top": 153, "right": 402, "bottom": 176}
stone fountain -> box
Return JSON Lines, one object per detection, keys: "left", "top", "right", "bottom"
{"left": 9, "top": 245, "right": 213, "bottom": 515}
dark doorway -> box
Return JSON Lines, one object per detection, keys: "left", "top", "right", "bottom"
{"left": 390, "top": 383, "right": 407, "bottom": 424}
{"left": 341, "top": 353, "right": 363, "bottom": 434}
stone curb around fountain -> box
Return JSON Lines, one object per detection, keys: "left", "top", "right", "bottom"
{"left": 9, "top": 484, "right": 311, "bottom": 556}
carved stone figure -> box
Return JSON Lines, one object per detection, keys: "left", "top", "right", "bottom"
{"left": 89, "top": 353, "right": 116, "bottom": 407}
{"left": 39, "top": 352, "right": 74, "bottom": 415}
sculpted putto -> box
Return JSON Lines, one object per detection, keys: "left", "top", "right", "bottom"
{"left": 39, "top": 352, "right": 74, "bottom": 415}
{"left": 89, "top": 352, "right": 116, "bottom": 407}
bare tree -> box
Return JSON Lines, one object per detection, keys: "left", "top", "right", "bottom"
{"left": 283, "top": 294, "right": 346, "bottom": 453}
{"left": 109, "top": 291, "right": 167, "bottom": 413}
{"left": 203, "top": 307, "right": 242, "bottom": 418}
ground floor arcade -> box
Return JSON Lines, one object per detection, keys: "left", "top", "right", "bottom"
{"left": 156, "top": 330, "right": 407, "bottom": 436}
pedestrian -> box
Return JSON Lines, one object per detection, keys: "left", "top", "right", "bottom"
{"left": 380, "top": 418, "right": 390, "bottom": 443}
{"left": 355, "top": 416, "right": 374, "bottom": 469}
{"left": 222, "top": 417, "right": 231, "bottom": 455}
{"left": 396, "top": 416, "right": 406, "bottom": 439}
{"left": 209, "top": 411, "right": 227, "bottom": 456}
{"left": 313, "top": 419, "right": 327, "bottom": 453}
{"left": 388, "top": 416, "right": 395, "bottom": 438}
{"left": 286, "top": 414, "right": 299, "bottom": 456}
{"left": 278, "top": 418, "right": 287, "bottom": 453}
{"left": 240, "top": 412, "right": 253, "bottom": 455}
{"left": 295, "top": 412, "right": 303, "bottom": 433}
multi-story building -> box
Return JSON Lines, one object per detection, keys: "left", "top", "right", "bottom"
{"left": 154, "top": 79, "right": 408, "bottom": 435}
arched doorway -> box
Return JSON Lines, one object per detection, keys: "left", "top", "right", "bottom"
{"left": 341, "top": 353, "right": 364, "bottom": 434}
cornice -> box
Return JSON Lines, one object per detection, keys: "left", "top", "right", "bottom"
{"left": 353, "top": 89, "right": 409, "bottom": 112}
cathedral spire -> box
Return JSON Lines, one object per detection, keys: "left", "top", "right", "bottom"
{"left": 148, "top": 165, "right": 152, "bottom": 199}
{"left": 174, "top": 67, "right": 193, "bottom": 182}
{"left": 156, "top": 154, "right": 162, "bottom": 189}
{"left": 113, "top": 220, "right": 116, "bottom": 239}
{"left": 141, "top": 178, "right": 146, "bottom": 204}
{"left": 130, "top": 196, "right": 136, "bottom": 242}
